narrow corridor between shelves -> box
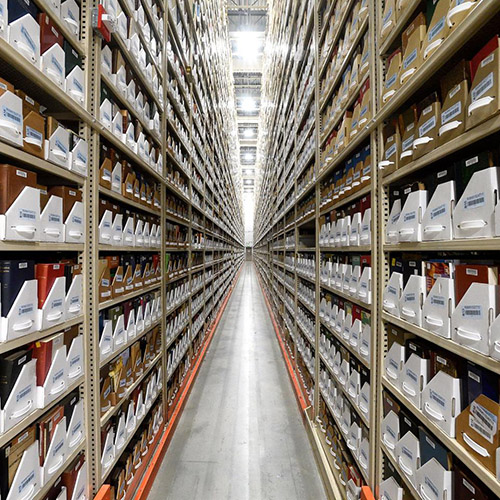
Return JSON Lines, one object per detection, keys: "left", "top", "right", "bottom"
{"left": 148, "top": 262, "right": 326, "bottom": 500}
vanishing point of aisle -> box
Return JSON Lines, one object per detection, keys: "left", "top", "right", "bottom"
{"left": 149, "top": 262, "right": 327, "bottom": 500}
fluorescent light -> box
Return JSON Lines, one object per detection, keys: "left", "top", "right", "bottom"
{"left": 235, "top": 32, "right": 262, "bottom": 60}
{"left": 243, "top": 128, "right": 254, "bottom": 138}
{"left": 241, "top": 97, "right": 256, "bottom": 112}
{"left": 244, "top": 153, "right": 254, "bottom": 161}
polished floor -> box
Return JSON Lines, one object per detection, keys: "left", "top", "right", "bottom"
{"left": 148, "top": 262, "right": 326, "bottom": 500}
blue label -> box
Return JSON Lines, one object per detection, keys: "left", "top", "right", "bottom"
{"left": 55, "top": 138, "right": 68, "bottom": 154}
{"left": 51, "top": 55, "right": 63, "bottom": 75}
{"left": 2, "top": 105, "right": 22, "bottom": 124}
{"left": 26, "top": 126, "right": 42, "bottom": 141}
{"left": 21, "top": 25, "right": 36, "bottom": 52}
{"left": 73, "top": 78, "right": 83, "bottom": 92}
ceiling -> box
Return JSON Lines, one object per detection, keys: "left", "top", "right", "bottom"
{"left": 226, "top": 0, "right": 268, "bottom": 200}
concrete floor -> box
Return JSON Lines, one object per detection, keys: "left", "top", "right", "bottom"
{"left": 148, "top": 262, "right": 326, "bottom": 500}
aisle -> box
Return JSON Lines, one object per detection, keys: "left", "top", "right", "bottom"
{"left": 149, "top": 262, "right": 326, "bottom": 500}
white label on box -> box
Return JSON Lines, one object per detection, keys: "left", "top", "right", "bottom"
{"left": 428, "top": 16, "right": 445, "bottom": 41}
{"left": 424, "top": 476, "right": 439, "bottom": 498}
{"left": 462, "top": 305, "right": 482, "bottom": 318}
{"left": 419, "top": 116, "right": 436, "bottom": 136}
{"left": 404, "top": 293, "right": 416, "bottom": 302}
{"left": 19, "top": 209, "right": 36, "bottom": 220}
{"left": 19, "top": 303, "right": 34, "bottom": 315}
{"left": 430, "top": 204, "right": 447, "bottom": 219}
{"left": 431, "top": 295, "right": 445, "bottom": 308}
{"left": 386, "top": 73, "right": 397, "bottom": 89}
{"left": 465, "top": 156, "right": 479, "bottom": 167}
{"left": 403, "top": 49, "right": 417, "bottom": 70}
{"left": 385, "top": 143, "right": 397, "bottom": 159}
{"left": 471, "top": 72, "right": 494, "bottom": 102}
{"left": 441, "top": 101, "right": 461, "bottom": 124}
{"left": 469, "top": 401, "right": 497, "bottom": 443}
{"left": 481, "top": 53, "right": 495, "bottom": 68}
{"left": 3, "top": 105, "right": 22, "bottom": 125}
{"left": 404, "top": 211, "right": 416, "bottom": 222}
{"left": 464, "top": 192, "right": 485, "bottom": 210}
{"left": 429, "top": 389, "right": 446, "bottom": 408}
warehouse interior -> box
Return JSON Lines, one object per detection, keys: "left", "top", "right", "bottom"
{"left": 0, "top": 0, "right": 499, "bottom": 499}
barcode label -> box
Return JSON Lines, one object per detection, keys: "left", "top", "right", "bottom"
{"left": 51, "top": 55, "right": 63, "bottom": 75}
{"left": 18, "top": 304, "right": 33, "bottom": 315}
{"left": 462, "top": 305, "right": 482, "bottom": 318}
{"left": 404, "top": 293, "right": 416, "bottom": 302}
{"left": 402, "top": 445, "right": 414, "bottom": 460}
{"left": 406, "top": 368, "right": 417, "bottom": 383}
{"left": 404, "top": 211, "right": 416, "bottom": 222}
{"left": 428, "top": 16, "right": 445, "bottom": 41}
{"left": 18, "top": 470, "right": 35, "bottom": 494}
{"left": 390, "top": 212, "right": 400, "bottom": 224}
{"left": 19, "top": 209, "right": 36, "bottom": 220}
{"left": 429, "top": 389, "right": 446, "bottom": 408}
{"left": 471, "top": 72, "right": 494, "bottom": 102}
{"left": 425, "top": 477, "right": 439, "bottom": 498}
{"left": 48, "top": 214, "right": 61, "bottom": 223}
{"left": 403, "top": 48, "right": 417, "bottom": 70}
{"left": 464, "top": 192, "right": 485, "bottom": 209}
{"left": 470, "top": 401, "right": 497, "bottom": 443}
{"left": 431, "top": 295, "right": 445, "bottom": 307}
{"left": 430, "top": 204, "right": 447, "bottom": 220}
{"left": 441, "top": 101, "right": 461, "bottom": 124}
{"left": 16, "top": 384, "right": 31, "bottom": 402}
{"left": 402, "top": 135, "right": 414, "bottom": 152}
{"left": 21, "top": 25, "right": 36, "bottom": 52}
{"left": 481, "top": 52, "right": 495, "bottom": 68}
{"left": 2, "top": 105, "right": 22, "bottom": 125}
{"left": 385, "top": 72, "right": 397, "bottom": 89}
{"left": 387, "top": 285, "right": 397, "bottom": 296}
{"left": 419, "top": 115, "right": 436, "bottom": 136}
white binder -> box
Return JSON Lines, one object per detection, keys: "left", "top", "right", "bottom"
{"left": 383, "top": 272, "right": 403, "bottom": 317}
{"left": 111, "top": 213, "right": 124, "bottom": 246}
{"left": 61, "top": 0, "right": 80, "bottom": 36}
{"left": 101, "top": 427, "right": 116, "bottom": 477}
{"left": 422, "top": 181, "right": 455, "bottom": 241}
{"left": 123, "top": 216, "right": 135, "bottom": 246}
{"left": 6, "top": 441, "right": 40, "bottom": 500}
{"left": 39, "top": 276, "right": 66, "bottom": 330}
{"left": 0, "top": 187, "right": 41, "bottom": 241}
{"left": 395, "top": 430, "right": 420, "bottom": 487}
{"left": 40, "top": 44, "right": 65, "bottom": 89}
{"left": 112, "top": 315, "right": 127, "bottom": 353}
{"left": 349, "top": 212, "right": 361, "bottom": 246}
{"left": 66, "top": 272, "right": 83, "bottom": 320}
{"left": 422, "top": 277, "right": 455, "bottom": 338}
{"left": 69, "top": 136, "right": 88, "bottom": 175}
{"left": 359, "top": 208, "right": 371, "bottom": 245}
{"left": 379, "top": 477, "right": 403, "bottom": 500}
{"left": 401, "top": 353, "right": 429, "bottom": 408}
{"left": 453, "top": 167, "right": 500, "bottom": 239}
{"left": 115, "top": 414, "right": 127, "bottom": 451}
{"left": 45, "top": 124, "right": 70, "bottom": 168}
{"left": 422, "top": 371, "right": 461, "bottom": 437}
{"left": 0, "top": 90, "right": 23, "bottom": 146}
{"left": 67, "top": 334, "right": 84, "bottom": 381}
{"left": 64, "top": 201, "right": 84, "bottom": 243}
{"left": 398, "top": 190, "right": 427, "bottom": 242}
{"left": 0, "top": 359, "right": 36, "bottom": 432}
{"left": 37, "top": 346, "right": 67, "bottom": 408}
{"left": 385, "top": 342, "right": 404, "bottom": 389}
{"left": 381, "top": 410, "right": 399, "bottom": 457}
{"left": 70, "top": 462, "right": 88, "bottom": 500}
{"left": 416, "top": 458, "right": 452, "bottom": 500}
{"left": 359, "top": 382, "right": 370, "bottom": 420}
{"left": 8, "top": 15, "right": 40, "bottom": 66}
{"left": 67, "top": 399, "right": 85, "bottom": 451}
{"left": 42, "top": 416, "right": 67, "bottom": 483}
{"left": 451, "top": 283, "right": 498, "bottom": 355}
{"left": 386, "top": 199, "right": 401, "bottom": 244}
{"left": 100, "top": 320, "right": 113, "bottom": 362}
{"left": 357, "top": 266, "right": 371, "bottom": 304}
{"left": 399, "top": 274, "right": 426, "bottom": 327}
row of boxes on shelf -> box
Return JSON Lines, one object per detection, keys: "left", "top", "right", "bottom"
{"left": 101, "top": 44, "right": 162, "bottom": 136}
{"left": 321, "top": 0, "right": 369, "bottom": 91}
{"left": 101, "top": 368, "right": 162, "bottom": 477}
{"left": 166, "top": 278, "right": 189, "bottom": 312}
{"left": 0, "top": 77, "right": 86, "bottom": 174}
{"left": 165, "top": 253, "right": 189, "bottom": 280}
{"left": 0, "top": 164, "right": 84, "bottom": 242}
{"left": 297, "top": 303, "right": 315, "bottom": 344}
{"left": 296, "top": 164, "right": 315, "bottom": 197}
{"left": 166, "top": 132, "right": 189, "bottom": 174}
{"left": 386, "top": 149, "right": 500, "bottom": 242}
{"left": 320, "top": 145, "right": 371, "bottom": 205}
{"left": 298, "top": 280, "right": 316, "bottom": 312}
{"left": 165, "top": 304, "right": 188, "bottom": 345}
{"left": 0, "top": 258, "right": 83, "bottom": 339}
{"left": 100, "top": 84, "right": 162, "bottom": 173}
{"left": 296, "top": 334, "right": 315, "bottom": 382}
{"left": 320, "top": 254, "right": 372, "bottom": 305}
{"left": 0, "top": 1, "right": 84, "bottom": 98}
{"left": 319, "top": 371, "right": 370, "bottom": 492}
{"left": 99, "top": 293, "right": 161, "bottom": 363}
{"left": 1, "top": 424, "right": 86, "bottom": 500}
{"left": 98, "top": 253, "right": 160, "bottom": 302}
{"left": 165, "top": 192, "right": 189, "bottom": 221}
{"left": 166, "top": 331, "right": 190, "bottom": 379}
{"left": 0, "top": 325, "right": 84, "bottom": 433}
{"left": 99, "top": 144, "right": 161, "bottom": 210}
{"left": 296, "top": 254, "right": 315, "bottom": 280}
{"left": 107, "top": 403, "right": 163, "bottom": 500}
{"left": 383, "top": 255, "right": 500, "bottom": 356}
{"left": 381, "top": 0, "right": 480, "bottom": 103}
{"left": 99, "top": 198, "right": 161, "bottom": 249}
{"left": 101, "top": 0, "right": 163, "bottom": 102}
{"left": 383, "top": 325, "right": 500, "bottom": 472}
{"left": 0, "top": 82, "right": 87, "bottom": 177}
{"left": 100, "top": 334, "right": 161, "bottom": 420}
{"left": 320, "top": 335, "right": 371, "bottom": 421}
{"left": 165, "top": 163, "right": 189, "bottom": 199}
{"left": 322, "top": 78, "right": 372, "bottom": 157}
{"left": 320, "top": 297, "right": 372, "bottom": 364}
{"left": 381, "top": 377, "right": 497, "bottom": 498}
{"left": 316, "top": 396, "right": 367, "bottom": 498}
{"left": 320, "top": 194, "right": 371, "bottom": 247}
{"left": 165, "top": 222, "right": 188, "bottom": 247}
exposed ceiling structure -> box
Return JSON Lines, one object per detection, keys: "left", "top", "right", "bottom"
{"left": 226, "top": 0, "right": 267, "bottom": 209}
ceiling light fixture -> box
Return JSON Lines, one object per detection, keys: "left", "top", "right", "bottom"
{"left": 243, "top": 128, "right": 254, "bottom": 138}
{"left": 241, "top": 97, "right": 256, "bottom": 112}
{"left": 244, "top": 153, "right": 254, "bottom": 161}
{"left": 235, "top": 31, "right": 262, "bottom": 60}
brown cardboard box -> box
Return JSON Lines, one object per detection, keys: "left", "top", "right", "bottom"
{"left": 447, "top": 0, "right": 478, "bottom": 33}
{"left": 380, "top": 0, "right": 397, "bottom": 43}
{"left": 383, "top": 48, "right": 402, "bottom": 105}
{"left": 380, "top": 120, "right": 401, "bottom": 176}
{"left": 0, "top": 164, "right": 37, "bottom": 214}
{"left": 98, "top": 259, "right": 112, "bottom": 301}
{"left": 422, "top": 0, "right": 450, "bottom": 61}
{"left": 398, "top": 105, "right": 418, "bottom": 167}
{"left": 47, "top": 186, "right": 82, "bottom": 221}
{"left": 456, "top": 394, "right": 500, "bottom": 475}
{"left": 438, "top": 60, "right": 469, "bottom": 146}
{"left": 413, "top": 92, "right": 441, "bottom": 159}
{"left": 99, "top": 157, "right": 112, "bottom": 189}
{"left": 15, "top": 91, "right": 45, "bottom": 158}
{"left": 400, "top": 12, "right": 426, "bottom": 87}
{"left": 467, "top": 36, "right": 500, "bottom": 130}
